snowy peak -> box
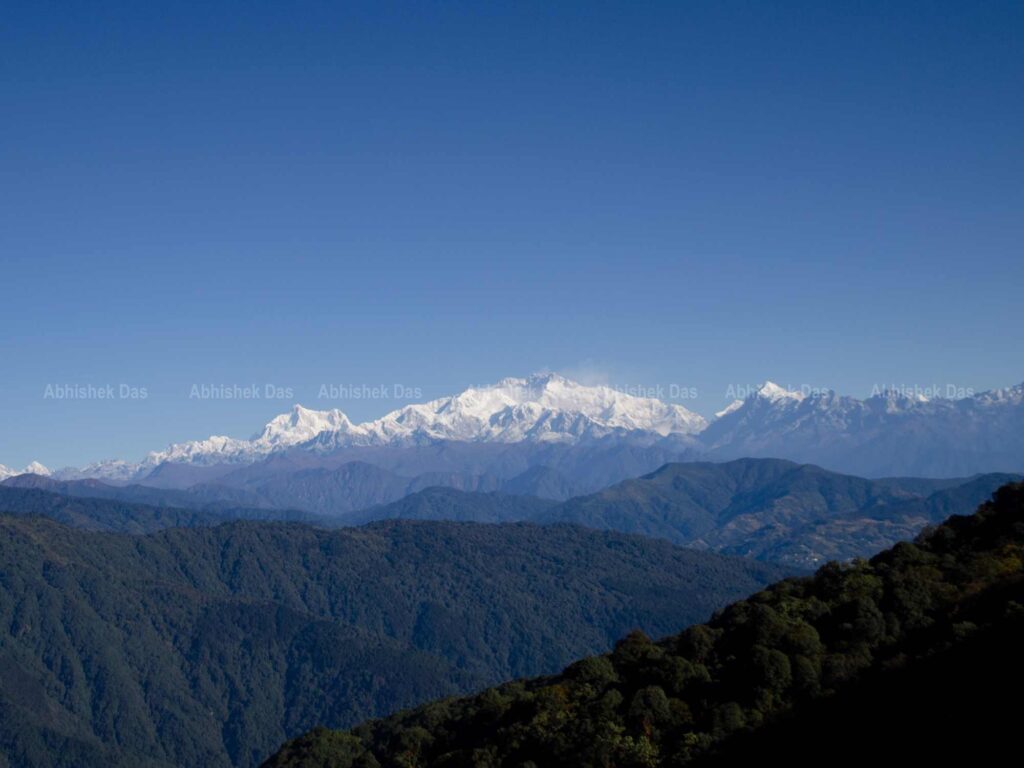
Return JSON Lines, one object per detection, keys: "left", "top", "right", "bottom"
{"left": 868, "top": 388, "right": 934, "bottom": 414}
{"left": 256, "top": 404, "right": 354, "bottom": 445}
{"left": 146, "top": 404, "right": 355, "bottom": 467}
{"left": 715, "top": 400, "right": 744, "bottom": 419}
{"left": 708, "top": 382, "right": 805, "bottom": 426}
{"left": 0, "top": 461, "right": 51, "bottom": 481}
{"left": 753, "top": 381, "right": 805, "bottom": 403}
{"left": 364, "top": 372, "right": 708, "bottom": 443}
{"left": 432, "top": 372, "right": 706, "bottom": 436}
{"left": 53, "top": 459, "right": 140, "bottom": 483}
{"left": 869, "top": 387, "right": 931, "bottom": 404}
{"left": 976, "top": 382, "right": 1024, "bottom": 407}
{"left": 138, "top": 373, "right": 707, "bottom": 468}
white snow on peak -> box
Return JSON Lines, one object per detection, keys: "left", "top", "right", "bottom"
{"left": 146, "top": 435, "right": 251, "bottom": 466}
{"left": 145, "top": 404, "right": 355, "bottom": 467}
{"left": 976, "top": 383, "right": 1024, "bottom": 407}
{"left": 352, "top": 372, "right": 708, "bottom": 445}
{"left": 24, "top": 377, "right": 1024, "bottom": 479}
{"left": 52, "top": 459, "right": 143, "bottom": 483}
{"left": 715, "top": 399, "right": 745, "bottom": 419}
{"left": 257, "top": 404, "right": 354, "bottom": 445}
{"left": 140, "top": 373, "right": 708, "bottom": 467}
{"left": 0, "top": 461, "right": 52, "bottom": 480}
{"left": 754, "top": 381, "right": 805, "bottom": 403}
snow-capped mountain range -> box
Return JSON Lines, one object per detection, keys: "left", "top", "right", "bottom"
{"left": 141, "top": 373, "right": 706, "bottom": 470}
{"left": 6, "top": 374, "right": 1024, "bottom": 484}
{"left": 701, "top": 380, "right": 1024, "bottom": 477}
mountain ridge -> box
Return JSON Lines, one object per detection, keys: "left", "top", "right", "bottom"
{"left": 312, "top": 459, "right": 1024, "bottom": 567}
{"left": 20, "top": 374, "right": 1022, "bottom": 485}
{"left": 5, "top": 459, "right": 1017, "bottom": 567}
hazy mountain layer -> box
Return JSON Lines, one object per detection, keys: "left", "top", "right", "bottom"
{"left": 6, "top": 459, "right": 1016, "bottom": 568}
{"left": 344, "top": 459, "right": 1021, "bottom": 568}
{"left": 0, "top": 486, "right": 320, "bottom": 533}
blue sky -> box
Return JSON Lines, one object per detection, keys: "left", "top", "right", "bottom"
{"left": 1, "top": 1, "right": 1022, "bottom": 468}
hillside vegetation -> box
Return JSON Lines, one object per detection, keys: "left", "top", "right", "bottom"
{"left": 6, "top": 460, "right": 1016, "bottom": 570}
{"left": 0, "top": 514, "right": 785, "bottom": 767}
{"left": 264, "top": 482, "right": 1024, "bottom": 768}
{"left": 375, "top": 459, "right": 1020, "bottom": 567}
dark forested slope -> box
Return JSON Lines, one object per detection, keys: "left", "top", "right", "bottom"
{"left": 264, "top": 482, "right": 1024, "bottom": 768}
{"left": 0, "top": 514, "right": 786, "bottom": 768}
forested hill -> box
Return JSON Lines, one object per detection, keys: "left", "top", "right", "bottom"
{"left": 340, "top": 459, "right": 1020, "bottom": 567}
{"left": 4, "top": 461, "right": 1018, "bottom": 571}
{"left": 535, "top": 460, "right": 1021, "bottom": 566}
{"left": 0, "top": 486, "right": 317, "bottom": 532}
{"left": 0, "top": 514, "right": 787, "bottom": 768}
{"left": 264, "top": 482, "right": 1024, "bottom": 768}
{"left": 345, "top": 487, "right": 555, "bottom": 525}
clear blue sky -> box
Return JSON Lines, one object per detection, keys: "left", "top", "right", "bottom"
{"left": 1, "top": 1, "right": 1022, "bottom": 468}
